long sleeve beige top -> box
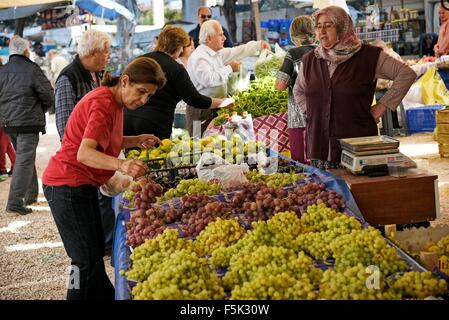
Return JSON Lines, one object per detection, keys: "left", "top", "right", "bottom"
{"left": 294, "top": 50, "right": 417, "bottom": 115}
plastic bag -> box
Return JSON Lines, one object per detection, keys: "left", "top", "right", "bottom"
{"left": 417, "top": 67, "right": 449, "bottom": 106}
{"left": 100, "top": 171, "right": 133, "bottom": 197}
{"left": 227, "top": 64, "right": 251, "bottom": 96}
{"left": 196, "top": 153, "right": 249, "bottom": 189}
{"left": 254, "top": 44, "right": 286, "bottom": 78}
{"left": 223, "top": 112, "right": 255, "bottom": 142}
{"left": 402, "top": 81, "right": 424, "bottom": 110}
{"left": 99, "top": 151, "right": 133, "bottom": 197}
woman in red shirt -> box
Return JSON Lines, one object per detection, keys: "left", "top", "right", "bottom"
{"left": 42, "top": 57, "right": 166, "bottom": 300}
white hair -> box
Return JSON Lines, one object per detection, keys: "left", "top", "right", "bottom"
{"left": 77, "top": 29, "right": 111, "bottom": 58}
{"left": 9, "top": 35, "right": 30, "bottom": 56}
{"left": 199, "top": 20, "right": 221, "bottom": 45}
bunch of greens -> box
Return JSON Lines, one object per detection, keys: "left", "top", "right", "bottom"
{"left": 213, "top": 76, "right": 287, "bottom": 125}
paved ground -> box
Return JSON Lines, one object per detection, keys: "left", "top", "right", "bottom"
{"left": 0, "top": 115, "right": 448, "bottom": 299}
{"left": 0, "top": 114, "right": 113, "bottom": 300}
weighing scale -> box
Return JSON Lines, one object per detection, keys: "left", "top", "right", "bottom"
{"left": 339, "top": 136, "right": 416, "bottom": 175}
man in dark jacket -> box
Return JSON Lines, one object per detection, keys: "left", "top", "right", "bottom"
{"left": 189, "top": 6, "right": 233, "bottom": 48}
{"left": 0, "top": 35, "right": 54, "bottom": 215}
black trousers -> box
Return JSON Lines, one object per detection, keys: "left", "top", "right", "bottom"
{"left": 43, "top": 184, "right": 115, "bottom": 300}
{"left": 98, "top": 191, "right": 115, "bottom": 253}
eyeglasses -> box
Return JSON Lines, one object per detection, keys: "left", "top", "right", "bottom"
{"left": 200, "top": 14, "right": 212, "bottom": 19}
{"left": 315, "top": 22, "right": 335, "bottom": 31}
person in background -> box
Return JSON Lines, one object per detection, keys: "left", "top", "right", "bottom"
{"left": 55, "top": 29, "right": 111, "bottom": 139}
{"left": 54, "top": 29, "right": 114, "bottom": 254}
{"left": 293, "top": 6, "right": 416, "bottom": 170}
{"left": 124, "top": 26, "right": 233, "bottom": 140}
{"left": 420, "top": 33, "right": 438, "bottom": 57}
{"left": 33, "top": 41, "right": 45, "bottom": 57}
{"left": 189, "top": 6, "right": 233, "bottom": 48}
{"left": 0, "top": 35, "right": 54, "bottom": 214}
{"left": 178, "top": 37, "right": 195, "bottom": 68}
{"left": 186, "top": 20, "right": 270, "bottom": 136}
{"left": 174, "top": 37, "right": 196, "bottom": 123}
{"left": 276, "top": 16, "right": 316, "bottom": 164}
{"left": 0, "top": 128, "right": 15, "bottom": 178}
{"left": 48, "top": 49, "right": 69, "bottom": 87}
{"left": 42, "top": 57, "right": 165, "bottom": 300}
{"left": 435, "top": 5, "right": 449, "bottom": 58}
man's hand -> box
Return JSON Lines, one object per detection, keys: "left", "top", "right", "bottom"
{"left": 371, "top": 103, "right": 388, "bottom": 123}
{"left": 135, "top": 134, "right": 161, "bottom": 149}
{"left": 118, "top": 159, "right": 148, "bottom": 178}
{"left": 260, "top": 40, "right": 271, "bottom": 51}
{"left": 228, "top": 60, "right": 241, "bottom": 72}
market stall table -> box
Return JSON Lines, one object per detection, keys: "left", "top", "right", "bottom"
{"left": 328, "top": 168, "right": 439, "bottom": 226}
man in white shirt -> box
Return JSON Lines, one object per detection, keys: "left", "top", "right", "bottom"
{"left": 186, "top": 19, "right": 270, "bottom": 136}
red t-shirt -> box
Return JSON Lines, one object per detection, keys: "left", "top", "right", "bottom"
{"left": 43, "top": 86, "right": 123, "bottom": 187}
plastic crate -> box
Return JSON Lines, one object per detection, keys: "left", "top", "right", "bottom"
{"left": 406, "top": 105, "right": 443, "bottom": 134}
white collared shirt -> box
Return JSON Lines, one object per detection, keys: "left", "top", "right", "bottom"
{"left": 187, "top": 41, "right": 263, "bottom": 98}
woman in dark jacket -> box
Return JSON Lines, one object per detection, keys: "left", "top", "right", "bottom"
{"left": 124, "top": 26, "right": 233, "bottom": 139}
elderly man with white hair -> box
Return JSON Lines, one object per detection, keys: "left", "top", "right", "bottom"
{"left": 186, "top": 19, "right": 270, "bottom": 135}
{"left": 54, "top": 29, "right": 115, "bottom": 255}
{"left": 55, "top": 29, "right": 111, "bottom": 140}
{"left": 0, "top": 35, "right": 54, "bottom": 215}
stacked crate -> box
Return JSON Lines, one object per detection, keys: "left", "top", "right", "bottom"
{"left": 436, "top": 109, "right": 449, "bottom": 157}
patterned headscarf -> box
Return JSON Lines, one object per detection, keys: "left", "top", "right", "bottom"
{"left": 313, "top": 6, "right": 362, "bottom": 65}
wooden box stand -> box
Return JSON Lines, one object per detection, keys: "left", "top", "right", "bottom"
{"left": 329, "top": 169, "right": 438, "bottom": 226}
{"left": 436, "top": 109, "right": 449, "bottom": 157}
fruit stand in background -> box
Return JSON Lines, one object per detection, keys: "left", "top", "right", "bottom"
{"left": 112, "top": 150, "right": 449, "bottom": 300}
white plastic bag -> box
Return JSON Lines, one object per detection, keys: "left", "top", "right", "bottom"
{"left": 402, "top": 81, "right": 424, "bottom": 110}
{"left": 254, "top": 44, "right": 286, "bottom": 78}
{"left": 99, "top": 151, "right": 133, "bottom": 197}
{"left": 196, "top": 153, "right": 249, "bottom": 189}
{"left": 223, "top": 112, "right": 255, "bottom": 142}
{"left": 100, "top": 171, "right": 133, "bottom": 197}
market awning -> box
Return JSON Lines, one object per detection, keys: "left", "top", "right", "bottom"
{"left": 0, "top": 0, "right": 64, "bottom": 9}
{"left": 75, "top": 0, "right": 135, "bottom": 22}
{"left": 0, "top": 3, "right": 57, "bottom": 20}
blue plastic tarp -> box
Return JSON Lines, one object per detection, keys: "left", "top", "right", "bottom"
{"left": 113, "top": 210, "right": 131, "bottom": 300}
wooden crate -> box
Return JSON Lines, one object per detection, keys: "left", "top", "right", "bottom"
{"left": 439, "top": 141, "right": 449, "bottom": 158}
{"left": 436, "top": 123, "right": 449, "bottom": 135}
{"left": 436, "top": 110, "right": 449, "bottom": 158}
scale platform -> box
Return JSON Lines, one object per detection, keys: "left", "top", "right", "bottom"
{"left": 341, "top": 150, "right": 416, "bottom": 174}
{"left": 339, "top": 136, "right": 415, "bottom": 175}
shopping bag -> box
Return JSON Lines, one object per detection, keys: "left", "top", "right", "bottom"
{"left": 254, "top": 44, "right": 286, "bottom": 78}
{"left": 418, "top": 67, "right": 449, "bottom": 105}
{"left": 196, "top": 153, "right": 249, "bottom": 189}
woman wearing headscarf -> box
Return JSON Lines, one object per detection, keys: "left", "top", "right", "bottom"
{"left": 294, "top": 6, "right": 416, "bottom": 170}
{"left": 276, "top": 15, "right": 316, "bottom": 164}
